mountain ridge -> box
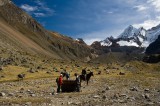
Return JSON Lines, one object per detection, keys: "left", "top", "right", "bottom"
{"left": 0, "top": 0, "right": 93, "bottom": 60}
{"left": 92, "top": 24, "right": 160, "bottom": 48}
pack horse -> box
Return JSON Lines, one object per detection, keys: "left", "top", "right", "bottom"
{"left": 80, "top": 71, "right": 94, "bottom": 85}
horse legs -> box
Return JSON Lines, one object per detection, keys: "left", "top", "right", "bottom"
{"left": 80, "top": 79, "right": 82, "bottom": 87}
{"left": 87, "top": 80, "right": 88, "bottom": 85}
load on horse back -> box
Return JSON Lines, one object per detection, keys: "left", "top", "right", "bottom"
{"left": 80, "top": 71, "right": 94, "bottom": 85}
{"left": 82, "top": 68, "right": 87, "bottom": 75}
{"left": 61, "top": 73, "right": 81, "bottom": 92}
{"left": 61, "top": 70, "right": 70, "bottom": 80}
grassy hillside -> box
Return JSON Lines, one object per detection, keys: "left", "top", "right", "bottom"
{"left": 90, "top": 52, "right": 145, "bottom": 64}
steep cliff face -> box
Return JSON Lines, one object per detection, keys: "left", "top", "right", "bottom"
{"left": 143, "top": 35, "right": 160, "bottom": 63}
{"left": 145, "top": 35, "right": 160, "bottom": 54}
{"left": 0, "top": 0, "right": 92, "bottom": 60}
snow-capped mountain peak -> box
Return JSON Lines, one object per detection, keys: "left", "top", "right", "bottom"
{"left": 100, "top": 25, "right": 147, "bottom": 47}
{"left": 118, "top": 25, "right": 137, "bottom": 38}
{"left": 119, "top": 25, "right": 146, "bottom": 39}
{"left": 146, "top": 24, "right": 160, "bottom": 43}
{"left": 92, "top": 23, "right": 160, "bottom": 48}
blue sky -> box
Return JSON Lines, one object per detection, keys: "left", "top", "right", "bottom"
{"left": 12, "top": 0, "right": 160, "bottom": 44}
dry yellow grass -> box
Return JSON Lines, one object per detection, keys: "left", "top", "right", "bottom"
{"left": 0, "top": 61, "right": 159, "bottom": 105}
{"left": 0, "top": 65, "right": 57, "bottom": 82}
{"left": 0, "top": 97, "right": 51, "bottom": 104}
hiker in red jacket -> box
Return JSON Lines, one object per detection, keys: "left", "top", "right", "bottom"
{"left": 57, "top": 74, "right": 63, "bottom": 93}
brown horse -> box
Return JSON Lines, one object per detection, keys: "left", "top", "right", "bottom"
{"left": 80, "top": 71, "right": 94, "bottom": 85}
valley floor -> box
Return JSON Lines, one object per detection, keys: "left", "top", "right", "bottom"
{"left": 0, "top": 61, "right": 160, "bottom": 106}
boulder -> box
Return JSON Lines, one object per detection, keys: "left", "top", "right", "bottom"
{"left": 0, "top": 66, "right": 3, "bottom": 71}
{"left": 130, "top": 87, "right": 138, "bottom": 91}
{"left": 0, "top": 92, "right": 5, "bottom": 97}
{"left": 119, "top": 72, "right": 125, "bottom": 75}
{"left": 8, "top": 93, "right": 14, "bottom": 97}
{"left": 106, "top": 86, "right": 110, "bottom": 90}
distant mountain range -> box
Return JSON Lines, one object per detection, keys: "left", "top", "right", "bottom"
{"left": 93, "top": 24, "right": 160, "bottom": 48}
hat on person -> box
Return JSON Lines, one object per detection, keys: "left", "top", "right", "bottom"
{"left": 74, "top": 73, "right": 78, "bottom": 76}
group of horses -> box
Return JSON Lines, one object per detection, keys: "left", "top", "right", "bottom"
{"left": 61, "top": 68, "right": 94, "bottom": 85}
{"left": 17, "top": 68, "right": 94, "bottom": 85}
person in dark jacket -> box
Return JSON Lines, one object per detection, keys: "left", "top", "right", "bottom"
{"left": 75, "top": 73, "right": 81, "bottom": 92}
{"left": 81, "top": 68, "right": 87, "bottom": 81}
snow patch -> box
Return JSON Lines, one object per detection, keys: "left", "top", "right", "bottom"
{"left": 118, "top": 41, "right": 139, "bottom": 47}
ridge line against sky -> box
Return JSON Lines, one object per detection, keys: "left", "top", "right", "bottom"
{"left": 12, "top": 0, "right": 160, "bottom": 45}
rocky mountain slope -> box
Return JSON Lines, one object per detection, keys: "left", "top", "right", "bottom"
{"left": 90, "top": 24, "right": 160, "bottom": 62}
{"left": 146, "top": 34, "right": 160, "bottom": 54}
{"left": 143, "top": 34, "right": 160, "bottom": 63}
{"left": 0, "top": 0, "right": 92, "bottom": 60}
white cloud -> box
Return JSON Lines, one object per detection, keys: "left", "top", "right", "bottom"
{"left": 133, "top": 0, "right": 160, "bottom": 30}
{"left": 34, "top": 0, "right": 55, "bottom": 16}
{"left": 134, "top": 5, "right": 148, "bottom": 11}
{"left": 20, "top": 4, "right": 37, "bottom": 12}
{"left": 35, "top": 0, "right": 44, "bottom": 6}
{"left": 84, "top": 38, "right": 102, "bottom": 45}
{"left": 133, "top": 18, "right": 160, "bottom": 29}
{"left": 77, "top": 0, "right": 160, "bottom": 45}
{"left": 108, "top": 11, "right": 113, "bottom": 14}
{"left": 147, "top": 0, "right": 160, "bottom": 12}
{"left": 20, "top": 1, "right": 55, "bottom": 17}
{"left": 34, "top": 13, "right": 45, "bottom": 17}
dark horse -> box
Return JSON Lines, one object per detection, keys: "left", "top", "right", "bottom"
{"left": 80, "top": 71, "right": 94, "bottom": 85}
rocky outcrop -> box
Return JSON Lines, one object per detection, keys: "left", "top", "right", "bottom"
{"left": 75, "top": 38, "right": 87, "bottom": 45}
{"left": 144, "top": 35, "right": 160, "bottom": 63}
{"left": 145, "top": 35, "right": 160, "bottom": 54}
{"left": 91, "top": 41, "right": 101, "bottom": 49}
